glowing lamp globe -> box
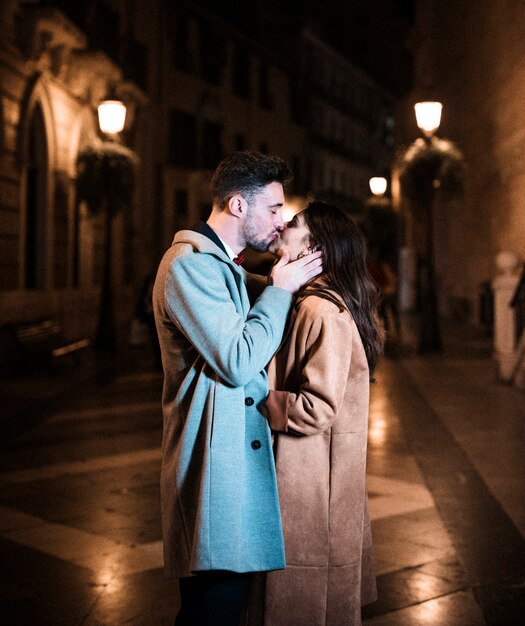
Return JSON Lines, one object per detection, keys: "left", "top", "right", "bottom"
{"left": 414, "top": 101, "right": 442, "bottom": 137}
{"left": 98, "top": 100, "right": 127, "bottom": 134}
{"left": 369, "top": 177, "right": 387, "bottom": 196}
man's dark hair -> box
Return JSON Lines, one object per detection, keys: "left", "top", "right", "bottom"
{"left": 210, "top": 151, "right": 293, "bottom": 210}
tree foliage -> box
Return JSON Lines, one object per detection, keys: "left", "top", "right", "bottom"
{"left": 398, "top": 136, "right": 465, "bottom": 210}
{"left": 76, "top": 140, "right": 138, "bottom": 215}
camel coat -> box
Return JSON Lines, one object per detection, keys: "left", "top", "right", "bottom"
{"left": 153, "top": 230, "right": 292, "bottom": 578}
{"left": 261, "top": 287, "right": 377, "bottom": 625}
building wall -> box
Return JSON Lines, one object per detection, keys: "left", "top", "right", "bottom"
{"left": 406, "top": 0, "right": 525, "bottom": 320}
{"left": 145, "top": 1, "right": 308, "bottom": 253}
{"left": 0, "top": 0, "right": 400, "bottom": 346}
{"left": 0, "top": 0, "right": 308, "bottom": 340}
{"left": 0, "top": 2, "right": 141, "bottom": 343}
{"left": 301, "top": 30, "right": 394, "bottom": 210}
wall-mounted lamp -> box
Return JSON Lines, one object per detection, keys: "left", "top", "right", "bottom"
{"left": 97, "top": 99, "right": 127, "bottom": 134}
{"left": 369, "top": 176, "right": 388, "bottom": 197}
{"left": 414, "top": 101, "right": 442, "bottom": 137}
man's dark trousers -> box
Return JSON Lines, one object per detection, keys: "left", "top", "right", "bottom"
{"left": 175, "top": 570, "right": 251, "bottom": 626}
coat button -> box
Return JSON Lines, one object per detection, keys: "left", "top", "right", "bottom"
{"left": 245, "top": 397, "right": 254, "bottom": 406}
{"left": 251, "top": 440, "right": 261, "bottom": 450}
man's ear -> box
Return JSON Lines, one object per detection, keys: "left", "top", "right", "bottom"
{"left": 228, "top": 194, "right": 246, "bottom": 218}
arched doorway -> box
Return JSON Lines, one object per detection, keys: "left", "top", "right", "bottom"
{"left": 24, "top": 103, "right": 49, "bottom": 290}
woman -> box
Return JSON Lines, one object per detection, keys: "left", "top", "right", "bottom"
{"left": 261, "top": 201, "right": 383, "bottom": 625}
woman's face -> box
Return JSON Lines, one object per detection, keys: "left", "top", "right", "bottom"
{"left": 268, "top": 210, "right": 313, "bottom": 261}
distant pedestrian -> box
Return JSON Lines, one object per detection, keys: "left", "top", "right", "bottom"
{"left": 368, "top": 250, "right": 401, "bottom": 341}
{"left": 135, "top": 266, "right": 162, "bottom": 369}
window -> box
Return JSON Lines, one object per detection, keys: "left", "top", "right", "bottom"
{"left": 199, "top": 22, "right": 225, "bottom": 85}
{"left": 85, "top": 1, "right": 119, "bottom": 62}
{"left": 200, "top": 120, "right": 223, "bottom": 169}
{"left": 234, "top": 133, "right": 245, "bottom": 151}
{"left": 175, "top": 189, "right": 188, "bottom": 216}
{"left": 257, "top": 62, "right": 272, "bottom": 110}
{"left": 172, "top": 12, "right": 192, "bottom": 73}
{"left": 168, "top": 109, "right": 197, "bottom": 168}
{"left": 292, "top": 155, "right": 303, "bottom": 194}
{"left": 199, "top": 201, "right": 211, "bottom": 221}
{"left": 120, "top": 35, "right": 148, "bottom": 91}
{"left": 232, "top": 44, "right": 251, "bottom": 99}
{"left": 289, "top": 78, "right": 304, "bottom": 125}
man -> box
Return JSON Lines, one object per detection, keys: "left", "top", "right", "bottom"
{"left": 153, "top": 151, "right": 323, "bottom": 625}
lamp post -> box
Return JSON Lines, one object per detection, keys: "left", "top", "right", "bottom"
{"left": 95, "top": 98, "right": 127, "bottom": 354}
{"left": 366, "top": 176, "right": 390, "bottom": 209}
{"left": 398, "top": 103, "right": 464, "bottom": 351}
{"left": 365, "top": 175, "right": 394, "bottom": 246}
{"left": 414, "top": 101, "right": 442, "bottom": 138}
{"left": 76, "top": 97, "right": 137, "bottom": 355}
{"left": 98, "top": 99, "right": 127, "bottom": 135}
{"left": 413, "top": 101, "right": 443, "bottom": 353}
{"left": 369, "top": 176, "right": 388, "bottom": 198}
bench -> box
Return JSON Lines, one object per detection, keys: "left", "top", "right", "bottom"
{"left": 0, "top": 318, "right": 90, "bottom": 374}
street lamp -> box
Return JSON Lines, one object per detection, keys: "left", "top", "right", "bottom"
{"left": 369, "top": 176, "right": 388, "bottom": 197}
{"left": 76, "top": 96, "right": 136, "bottom": 355}
{"left": 398, "top": 102, "right": 464, "bottom": 354}
{"left": 94, "top": 97, "right": 129, "bottom": 354}
{"left": 414, "top": 101, "right": 442, "bottom": 138}
{"left": 367, "top": 176, "right": 390, "bottom": 209}
{"left": 413, "top": 101, "right": 442, "bottom": 353}
{"left": 97, "top": 99, "right": 127, "bottom": 134}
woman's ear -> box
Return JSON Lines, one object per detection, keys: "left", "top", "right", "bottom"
{"left": 297, "top": 245, "right": 318, "bottom": 260}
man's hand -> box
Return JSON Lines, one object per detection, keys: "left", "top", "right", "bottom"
{"left": 269, "top": 248, "right": 323, "bottom": 293}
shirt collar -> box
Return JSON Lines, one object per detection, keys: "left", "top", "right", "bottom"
{"left": 190, "top": 220, "right": 237, "bottom": 261}
{"left": 219, "top": 237, "right": 236, "bottom": 261}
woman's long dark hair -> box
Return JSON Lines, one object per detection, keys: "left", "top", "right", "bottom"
{"left": 300, "top": 201, "right": 384, "bottom": 374}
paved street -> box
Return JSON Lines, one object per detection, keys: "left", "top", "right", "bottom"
{"left": 0, "top": 317, "right": 524, "bottom": 625}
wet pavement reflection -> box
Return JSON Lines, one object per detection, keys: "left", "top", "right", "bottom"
{"left": 0, "top": 318, "right": 523, "bottom": 624}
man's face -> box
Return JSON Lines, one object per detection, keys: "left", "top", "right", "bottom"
{"left": 242, "top": 182, "right": 285, "bottom": 252}
{"left": 268, "top": 210, "right": 312, "bottom": 261}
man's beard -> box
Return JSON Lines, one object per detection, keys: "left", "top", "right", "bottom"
{"left": 267, "top": 238, "right": 280, "bottom": 256}
{"left": 243, "top": 211, "right": 275, "bottom": 252}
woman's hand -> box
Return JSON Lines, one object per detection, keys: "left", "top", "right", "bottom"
{"left": 269, "top": 248, "right": 323, "bottom": 293}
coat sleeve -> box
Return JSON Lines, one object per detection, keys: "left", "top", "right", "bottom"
{"left": 163, "top": 252, "right": 293, "bottom": 388}
{"left": 265, "top": 308, "right": 353, "bottom": 436}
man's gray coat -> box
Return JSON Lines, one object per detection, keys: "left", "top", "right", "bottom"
{"left": 153, "top": 230, "right": 293, "bottom": 578}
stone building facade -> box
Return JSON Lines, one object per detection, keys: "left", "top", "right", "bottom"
{"left": 395, "top": 0, "right": 525, "bottom": 322}
{"left": 0, "top": 0, "right": 398, "bottom": 349}
{"left": 299, "top": 30, "right": 394, "bottom": 213}
{"left": 0, "top": 0, "right": 147, "bottom": 345}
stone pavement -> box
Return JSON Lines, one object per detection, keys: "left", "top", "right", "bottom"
{"left": 0, "top": 317, "right": 524, "bottom": 625}
{"left": 364, "top": 317, "right": 525, "bottom": 625}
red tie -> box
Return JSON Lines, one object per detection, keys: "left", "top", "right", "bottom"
{"left": 233, "top": 252, "right": 244, "bottom": 266}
